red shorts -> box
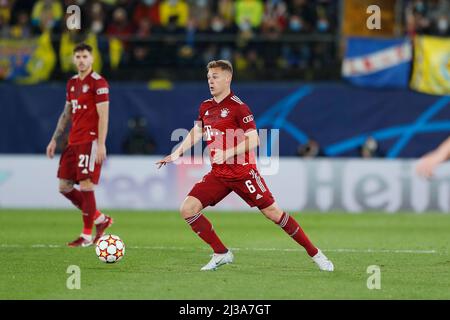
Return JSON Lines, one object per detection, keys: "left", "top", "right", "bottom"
{"left": 57, "top": 140, "right": 102, "bottom": 184}
{"left": 188, "top": 168, "right": 275, "bottom": 210}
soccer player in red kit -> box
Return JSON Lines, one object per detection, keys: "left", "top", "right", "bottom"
{"left": 46, "top": 43, "right": 113, "bottom": 247}
{"left": 157, "top": 60, "right": 334, "bottom": 271}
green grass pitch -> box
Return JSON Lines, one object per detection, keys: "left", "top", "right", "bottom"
{"left": 0, "top": 209, "right": 449, "bottom": 299}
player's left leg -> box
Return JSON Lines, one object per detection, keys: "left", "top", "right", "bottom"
{"left": 233, "top": 169, "right": 334, "bottom": 271}
{"left": 259, "top": 203, "right": 333, "bottom": 271}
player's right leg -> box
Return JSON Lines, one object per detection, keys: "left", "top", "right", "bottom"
{"left": 182, "top": 173, "right": 234, "bottom": 270}
{"left": 59, "top": 179, "right": 83, "bottom": 210}
{"left": 231, "top": 169, "right": 333, "bottom": 271}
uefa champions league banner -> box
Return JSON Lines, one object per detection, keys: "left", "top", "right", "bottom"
{"left": 1, "top": 155, "right": 450, "bottom": 213}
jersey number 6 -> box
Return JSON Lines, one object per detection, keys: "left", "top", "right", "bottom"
{"left": 245, "top": 180, "right": 256, "bottom": 193}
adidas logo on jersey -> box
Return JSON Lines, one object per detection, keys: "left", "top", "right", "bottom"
{"left": 230, "top": 95, "right": 244, "bottom": 105}
{"left": 256, "top": 194, "right": 263, "bottom": 200}
{"left": 205, "top": 110, "right": 209, "bottom": 116}
{"left": 82, "top": 169, "right": 88, "bottom": 174}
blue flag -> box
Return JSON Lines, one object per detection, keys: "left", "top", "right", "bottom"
{"left": 342, "top": 37, "right": 412, "bottom": 88}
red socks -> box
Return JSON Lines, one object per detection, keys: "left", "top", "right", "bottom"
{"left": 185, "top": 213, "right": 228, "bottom": 254}
{"left": 277, "top": 212, "right": 318, "bottom": 257}
{"left": 184, "top": 211, "right": 316, "bottom": 257}
{"left": 81, "top": 190, "right": 97, "bottom": 235}
{"left": 62, "top": 188, "right": 102, "bottom": 232}
{"left": 61, "top": 188, "right": 83, "bottom": 210}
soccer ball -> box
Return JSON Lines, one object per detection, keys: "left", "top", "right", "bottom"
{"left": 95, "top": 234, "right": 125, "bottom": 263}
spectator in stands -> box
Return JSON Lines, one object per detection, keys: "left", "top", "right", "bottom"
{"left": 428, "top": 0, "right": 450, "bottom": 35}
{"left": 296, "top": 139, "right": 324, "bottom": 158}
{"left": 217, "top": 0, "right": 234, "bottom": 27}
{"left": 159, "top": 0, "right": 189, "bottom": 28}
{"left": 31, "top": 0, "right": 63, "bottom": 31}
{"left": 89, "top": 1, "right": 106, "bottom": 34}
{"left": 0, "top": 0, "right": 14, "bottom": 26}
{"left": 132, "top": 0, "right": 161, "bottom": 28}
{"left": 0, "top": 12, "right": 9, "bottom": 38}
{"left": 106, "top": 7, "right": 134, "bottom": 48}
{"left": 289, "top": 0, "right": 315, "bottom": 33}
{"left": 131, "top": 17, "right": 153, "bottom": 66}
{"left": 10, "top": 11, "right": 32, "bottom": 38}
{"left": 208, "top": 14, "right": 226, "bottom": 34}
{"left": 235, "top": 0, "right": 264, "bottom": 30}
{"left": 404, "top": 0, "right": 450, "bottom": 36}
{"left": 122, "top": 116, "right": 157, "bottom": 155}
{"left": 188, "top": 0, "right": 212, "bottom": 31}
{"left": 359, "top": 136, "right": 384, "bottom": 158}
{"left": 263, "top": 0, "right": 288, "bottom": 31}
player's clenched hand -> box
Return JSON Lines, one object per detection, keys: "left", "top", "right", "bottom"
{"left": 156, "top": 153, "right": 179, "bottom": 169}
{"left": 96, "top": 144, "right": 107, "bottom": 164}
{"left": 46, "top": 139, "right": 57, "bottom": 159}
{"left": 416, "top": 153, "right": 441, "bottom": 178}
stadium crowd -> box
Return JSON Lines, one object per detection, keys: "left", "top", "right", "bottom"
{"left": 0, "top": 0, "right": 448, "bottom": 80}
{"left": 0, "top": 0, "right": 338, "bottom": 79}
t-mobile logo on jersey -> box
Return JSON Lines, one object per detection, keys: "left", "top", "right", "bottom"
{"left": 204, "top": 125, "right": 213, "bottom": 141}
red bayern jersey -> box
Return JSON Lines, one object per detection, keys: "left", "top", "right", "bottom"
{"left": 197, "top": 91, "right": 257, "bottom": 180}
{"left": 65, "top": 70, "right": 109, "bottom": 145}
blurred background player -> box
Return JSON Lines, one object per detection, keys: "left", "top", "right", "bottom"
{"left": 416, "top": 136, "right": 450, "bottom": 178}
{"left": 46, "top": 43, "right": 113, "bottom": 247}
{"left": 157, "top": 60, "right": 334, "bottom": 271}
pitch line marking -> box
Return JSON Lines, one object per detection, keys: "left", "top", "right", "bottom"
{"left": 0, "top": 244, "right": 439, "bottom": 254}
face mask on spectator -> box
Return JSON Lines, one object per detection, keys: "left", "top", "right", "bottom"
{"left": 437, "top": 17, "right": 448, "bottom": 33}
{"left": 143, "top": 0, "right": 155, "bottom": 5}
{"left": 239, "top": 20, "right": 251, "bottom": 32}
{"left": 414, "top": 1, "right": 425, "bottom": 13}
{"left": 196, "top": 0, "right": 207, "bottom": 7}
{"left": 92, "top": 21, "right": 103, "bottom": 33}
{"left": 290, "top": 19, "right": 302, "bottom": 31}
{"left": 212, "top": 20, "right": 224, "bottom": 32}
{"left": 317, "top": 19, "right": 328, "bottom": 31}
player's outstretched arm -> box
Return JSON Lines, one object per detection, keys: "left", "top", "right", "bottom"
{"left": 156, "top": 125, "right": 203, "bottom": 169}
{"left": 46, "top": 102, "right": 71, "bottom": 159}
{"left": 96, "top": 101, "right": 109, "bottom": 165}
{"left": 417, "top": 136, "right": 450, "bottom": 178}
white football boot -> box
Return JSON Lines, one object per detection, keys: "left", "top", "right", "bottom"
{"left": 312, "top": 249, "right": 334, "bottom": 271}
{"left": 200, "top": 250, "right": 234, "bottom": 271}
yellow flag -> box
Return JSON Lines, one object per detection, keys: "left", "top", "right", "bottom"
{"left": 16, "top": 31, "right": 56, "bottom": 84}
{"left": 410, "top": 36, "right": 450, "bottom": 96}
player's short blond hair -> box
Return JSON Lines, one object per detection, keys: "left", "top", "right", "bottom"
{"left": 206, "top": 60, "right": 233, "bottom": 75}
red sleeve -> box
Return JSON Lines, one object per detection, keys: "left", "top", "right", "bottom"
{"left": 66, "top": 80, "right": 71, "bottom": 103}
{"left": 195, "top": 104, "right": 204, "bottom": 128}
{"left": 236, "top": 104, "right": 256, "bottom": 132}
{"left": 94, "top": 78, "right": 109, "bottom": 104}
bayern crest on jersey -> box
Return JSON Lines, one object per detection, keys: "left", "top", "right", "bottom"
{"left": 220, "top": 108, "right": 230, "bottom": 118}
{"left": 82, "top": 84, "right": 90, "bottom": 93}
